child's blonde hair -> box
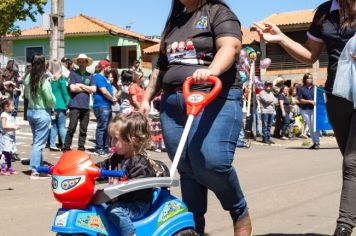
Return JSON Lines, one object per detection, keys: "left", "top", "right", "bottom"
{"left": 109, "top": 112, "right": 151, "bottom": 154}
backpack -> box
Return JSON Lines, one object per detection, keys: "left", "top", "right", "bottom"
{"left": 332, "top": 33, "right": 356, "bottom": 107}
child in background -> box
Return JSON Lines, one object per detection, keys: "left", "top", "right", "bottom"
{"left": 149, "top": 94, "right": 164, "bottom": 152}
{"left": 0, "top": 99, "right": 19, "bottom": 175}
{"left": 150, "top": 117, "right": 163, "bottom": 152}
{"left": 96, "top": 112, "right": 156, "bottom": 236}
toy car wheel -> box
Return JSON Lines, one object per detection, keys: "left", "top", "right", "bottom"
{"left": 173, "top": 228, "right": 199, "bottom": 236}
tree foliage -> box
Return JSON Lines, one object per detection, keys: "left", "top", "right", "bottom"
{"left": 0, "top": 0, "right": 47, "bottom": 37}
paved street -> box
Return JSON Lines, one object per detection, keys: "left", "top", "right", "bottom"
{"left": 0, "top": 113, "right": 353, "bottom": 236}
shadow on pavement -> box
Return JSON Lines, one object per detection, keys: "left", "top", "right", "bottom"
{"left": 256, "top": 234, "right": 328, "bottom": 236}
{"left": 88, "top": 139, "right": 96, "bottom": 144}
{"left": 21, "top": 170, "right": 32, "bottom": 175}
{"left": 285, "top": 147, "right": 339, "bottom": 150}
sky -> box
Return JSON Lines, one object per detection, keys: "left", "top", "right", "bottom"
{"left": 17, "top": 0, "right": 326, "bottom": 36}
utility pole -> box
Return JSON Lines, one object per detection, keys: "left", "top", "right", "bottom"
{"left": 49, "top": 0, "right": 64, "bottom": 61}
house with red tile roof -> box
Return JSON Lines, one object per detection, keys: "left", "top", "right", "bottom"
{"left": 256, "top": 9, "right": 328, "bottom": 85}
{"left": 3, "top": 14, "right": 158, "bottom": 74}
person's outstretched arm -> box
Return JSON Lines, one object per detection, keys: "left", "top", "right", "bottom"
{"left": 253, "top": 22, "right": 324, "bottom": 65}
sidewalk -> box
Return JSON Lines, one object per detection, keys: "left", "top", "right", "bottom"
{"left": 16, "top": 112, "right": 338, "bottom": 148}
{"left": 250, "top": 135, "right": 337, "bottom": 148}
{"left": 15, "top": 111, "right": 98, "bottom": 130}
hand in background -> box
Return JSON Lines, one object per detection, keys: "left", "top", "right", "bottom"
{"left": 253, "top": 22, "right": 284, "bottom": 44}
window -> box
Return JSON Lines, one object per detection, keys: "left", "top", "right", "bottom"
{"left": 110, "top": 46, "right": 137, "bottom": 68}
{"left": 26, "top": 46, "right": 43, "bottom": 62}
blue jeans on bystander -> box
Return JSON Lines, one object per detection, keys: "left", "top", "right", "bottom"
{"left": 261, "top": 113, "right": 274, "bottom": 142}
{"left": 281, "top": 114, "right": 291, "bottom": 137}
{"left": 94, "top": 106, "right": 112, "bottom": 152}
{"left": 27, "top": 109, "right": 51, "bottom": 173}
{"left": 50, "top": 109, "right": 67, "bottom": 148}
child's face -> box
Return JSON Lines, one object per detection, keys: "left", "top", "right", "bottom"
{"left": 111, "top": 135, "right": 133, "bottom": 158}
{"left": 5, "top": 103, "right": 13, "bottom": 112}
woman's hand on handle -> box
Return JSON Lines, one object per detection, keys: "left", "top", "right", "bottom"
{"left": 192, "top": 68, "right": 213, "bottom": 83}
{"left": 253, "top": 22, "right": 284, "bottom": 43}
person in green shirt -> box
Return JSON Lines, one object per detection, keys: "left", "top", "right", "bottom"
{"left": 48, "top": 61, "right": 70, "bottom": 151}
{"left": 24, "top": 54, "right": 56, "bottom": 179}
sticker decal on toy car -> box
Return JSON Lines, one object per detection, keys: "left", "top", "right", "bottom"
{"left": 158, "top": 200, "right": 187, "bottom": 227}
{"left": 75, "top": 213, "right": 108, "bottom": 235}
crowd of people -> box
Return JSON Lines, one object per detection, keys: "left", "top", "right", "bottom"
{"left": 241, "top": 73, "right": 322, "bottom": 149}
{"left": 0, "top": 54, "right": 164, "bottom": 178}
{"left": 0, "top": 0, "right": 354, "bottom": 235}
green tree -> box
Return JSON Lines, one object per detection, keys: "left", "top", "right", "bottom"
{"left": 0, "top": 0, "right": 46, "bottom": 52}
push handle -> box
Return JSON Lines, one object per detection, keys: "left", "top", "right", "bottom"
{"left": 100, "top": 169, "right": 126, "bottom": 178}
{"left": 183, "top": 76, "right": 222, "bottom": 116}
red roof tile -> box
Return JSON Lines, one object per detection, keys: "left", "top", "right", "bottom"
{"left": 241, "top": 27, "right": 259, "bottom": 45}
{"left": 259, "top": 10, "right": 315, "bottom": 27}
{"left": 6, "top": 14, "right": 158, "bottom": 43}
{"left": 143, "top": 43, "right": 160, "bottom": 54}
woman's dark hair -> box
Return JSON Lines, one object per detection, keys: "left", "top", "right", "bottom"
{"left": 121, "top": 70, "right": 133, "bottom": 86}
{"left": 280, "top": 85, "right": 289, "bottom": 94}
{"left": 302, "top": 73, "right": 313, "bottom": 86}
{"left": 6, "top": 60, "right": 15, "bottom": 71}
{"left": 160, "top": 0, "right": 229, "bottom": 53}
{"left": 318, "top": 0, "right": 356, "bottom": 27}
{"left": 289, "top": 86, "right": 297, "bottom": 97}
{"left": 3, "top": 60, "right": 19, "bottom": 80}
{"left": 110, "top": 69, "right": 120, "bottom": 90}
{"left": 30, "top": 54, "right": 46, "bottom": 98}
{"left": 338, "top": 0, "right": 356, "bottom": 27}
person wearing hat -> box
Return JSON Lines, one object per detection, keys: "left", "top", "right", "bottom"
{"left": 93, "top": 60, "right": 117, "bottom": 156}
{"left": 63, "top": 54, "right": 96, "bottom": 152}
{"left": 60, "top": 57, "right": 74, "bottom": 79}
{"left": 272, "top": 75, "right": 285, "bottom": 138}
{"left": 259, "top": 81, "right": 276, "bottom": 144}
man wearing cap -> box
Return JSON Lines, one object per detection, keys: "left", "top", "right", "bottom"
{"left": 272, "top": 75, "right": 285, "bottom": 138}
{"left": 259, "top": 81, "right": 276, "bottom": 144}
{"left": 93, "top": 60, "right": 117, "bottom": 156}
{"left": 61, "top": 57, "right": 74, "bottom": 79}
{"left": 63, "top": 54, "right": 96, "bottom": 152}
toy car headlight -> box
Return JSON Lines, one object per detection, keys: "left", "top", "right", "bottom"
{"left": 52, "top": 178, "right": 58, "bottom": 189}
{"left": 61, "top": 177, "right": 81, "bottom": 190}
{"left": 52, "top": 175, "right": 86, "bottom": 194}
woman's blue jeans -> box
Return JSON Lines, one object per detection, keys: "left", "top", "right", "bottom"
{"left": 281, "top": 114, "right": 291, "bottom": 137}
{"left": 27, "top": 109, "right": 51, "bottom": 173}
{"left": 50, "top": 109, "right": 67, "bottom": 148}
{"left": 160, "top": 88, "right": 248, "bottom": 234}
